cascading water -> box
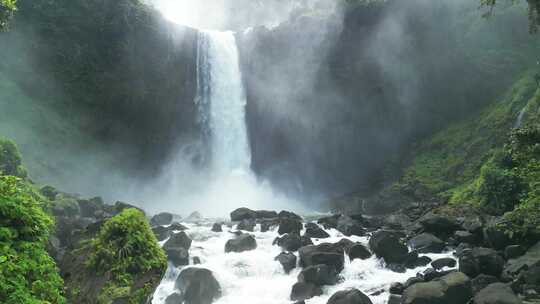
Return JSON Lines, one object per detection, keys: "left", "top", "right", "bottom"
{"left": 196, "top": 30, "right": 252, "bottom": 174}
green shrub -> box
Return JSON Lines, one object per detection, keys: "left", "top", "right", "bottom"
{"left": 86, "top": 208, "right": 166, "bottom": 304}
{"left": 0, "top": 138, "right": 27, "bottom": 178}
{"left": 0, "top": 175, "right": 65, "bottom": 304}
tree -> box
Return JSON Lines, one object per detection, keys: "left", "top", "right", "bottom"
{"left": 0, "top": 0, "right": 16, "bottom": 30}
{"left": 482, "top": 0, "right": 540, "bottom": 33}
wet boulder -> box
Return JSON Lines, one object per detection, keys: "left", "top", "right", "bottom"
{"left": 348, "top": 243, "right": 372, "bottom": 261}
{"left": 471, "top": 274, "right": 499, "bottom": 294}
{"left": 483, "top": 217, "right": 512, "bottom": 250}
{"left": 407, "top": 233, "right": 445, "bottom": 253}
{"left": 225, "top": 233, "right": 257, "bottom": 253}
{"left": 404, "top": 252, "right": 432, "bottom": 269}
{"left": 504, "top": 245, "right": 525, "bottom": 260}
{"left": 255, "top": 210, "right": 278, "bottom": 219}
{"left": 304, "top": 223, "right": 330, "bottom": 239}
{"left": 454, "top": 230, "right": 479, "bottom": 245}
{"left": 169, "top": 222, "right": 189, "bottom": 231}
{"left": 369, "top": 231, "right": 409, "bottom": 264}
{"left": 317, "top": 214, "right": 341, "bottom": 229}
{"left": 175, "top": 268, "right": 221, "bottom": 304}
{"left": 279, "top": 210, "right": 302, "bottom": 221}
{"left": 299, "top": 243, "right": 345, "bottom": 272}
{"left": 459, "top": 247, "right": 504, "bottom": 278}
{"left": 336, "top": 216, "right": 366, "bottom": 237}
{"left": 165, "top": 292, "right": 184, "bottom": 304}
{"left": 237, "top": 219, "right": 256, "bottom": 232}
{"left": 327, "top": 289, "right": 373, "bottom": 304}
{"left": 278, "top": 218, "right": 303, "bottom": 235}
{"left": 473, "top": 283, "right": 522, "bottom": 304}
{"left": 275, "top": 233, "right": 303, "bottom": 252}
{"left": 504, "top": 241, "right": 540, "bottom": 278}
{"left": 150, "top": 212, "right": 174, "bottom": 226}
{"left": 152, "top": 225, "right": 171, "bottom": 241}
{"left": 402, "top": 272, "right": 472, "bottom": 304}
{"left": 275, "top": 252, "right": 297, "bottom": 274}
{"left": 419, "top": 213, "right": 461, "bottom": 236}
{"left": 163, "top": 232, "right": 192, "bottom": 266}
{"left": 230, "top": 208, "right": 257, "bottom": 221}
{"left": 211, "top": 223, "right": 222, "bottom": 232}
{"left": 290, "top": 282, "right": 323, "bottom": 301}
{"left": 298, "top": 264, "right": 338, "bottom": 286}
{"left": 431, "top": 258, "right": 457, "bottom": 270}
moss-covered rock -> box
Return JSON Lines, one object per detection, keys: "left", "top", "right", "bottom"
{"left": 61, "top": 208, "right": 167, "bottom": 304}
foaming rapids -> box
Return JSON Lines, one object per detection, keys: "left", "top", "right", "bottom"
{"left": 152, "top": 221, "right": 456, "bottom": 304}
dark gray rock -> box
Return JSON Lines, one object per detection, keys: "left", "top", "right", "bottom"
{"left": 299, "top": 243, "right": 345, "bottom": 272}
{"left": 405, "top": 253, "right": 432, "bottom": 269}
{"left": 459, "top": 247, "right": 504, "bottom": 278}
{"left": 336, "top": 216, "right": 366, "bottom": 237}
{"left": 432, "top": 258, "right": 457, "bottom": 270}
{"left": 164, "top": 232, "right": 192, "bottom": 251}
{"left": 237, "top": 219, "right": 256, "bottom": 232}
{"left": 473, "top": 283, "right": 522, "bottom": 304}
{"left": 348, "top": 243, "right": 372, "bottom": 261}
{"left": 151, "top": 212, "right": 174, "bottom": 226}
{"left": 387, "top": 294, "right": 401, "bottom": 304}
{"left": 165, "top": 292, "right": 184, "bottom": 304}
{"left": 298, "top": 264, "right": 338, "bottom": 286}
{"left": 390, "top": 282, "right": 405, "bottom": 294}
{"left": 193, "top": 257, "right": 201, "bottom": 265}
{"left": 255, "top": 210, "right": 278, "bottom": 219}
{"left": 231, "top": 208, "right": 257, "bottom": 221}
{"left": 211, "top": 223, "right": 222, "bottom": 232}
{"left": 278, "top": 218, "right": 303, "bottom": 235}
{"left": 483, "top": 218, "right": 512, "bottom": 250}
{"left": 169, "top": 222, "right": 189, "bottom": 231}
{"left": 290, "top": 282, "right": 322, "bottom": 301}
{"left": 275, "top": 252, "right": 297, "bottom": 273}
{"left": 402, "top": 272, "right": 472, "bottom": 304}
{"left": 317, "top": 214, "right": 341, "bottom": 229}
{"left": 304, "top": 223, "right": 330, "bottom": 239}
{"left": 279, "top": 210, "right": 302, "bottom": 221}
{"left": 327, "top": 289, "right": 373, "bottom": 304}
{"left": 153, "top": 226, "right": 171, "bottom": 241}
{"left": 369, "top": 231, "right": 409, "bottom": 264}
{"left": 505, "top": 245, "right": 525, "bottom": 260}
{"left": 163, "top": 232, "right": 192, "bottom": 267}
{"left": 225, "top": 233, "right": 257, "bottom": 253}
{"left": 276, "top": 233, "right": 303, "bottom": 252}
{"left": 504, "top": 241, "right": 540, "bottom": 277}
{"left": 175, "top": 268, "right": 221, "bottom": 304}
{"left": 408, "top": 233, "right": 445, "bottom": 253}
{"left": 420, "top": 214, "right": 461, "bottom": 236}
{"left": 454, "top": 230, "right": 478, "bottom": 245}
{"left": 471, "top": 274, "right": 499, "bottom": 294}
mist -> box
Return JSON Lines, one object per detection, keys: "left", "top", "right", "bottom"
{"left": 1, "top": 0, "right": 538, "bottom": 217}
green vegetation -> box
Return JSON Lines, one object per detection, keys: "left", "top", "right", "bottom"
{"left": 482, "top": 0, "right": 540, "bottom": 33}
{"left": 86, "top": 208, "right": 167, "bottom": 304}
{"left": 0, "top": 175, "right": 65, "bottom": 304}
{"left": 0, "top": 0, "right": 16, "bottom": 30}
{"left": 0, "top": 137, "right": 27, "bottom": 178}
{"left": 392, "top": 72, "right": 540, "bottom": 235}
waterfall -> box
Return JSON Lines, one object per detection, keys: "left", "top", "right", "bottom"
{"left": 514, "top": 105, "right": 527, "bottom": 128}
{"left": 196, "top": 30, "right": 252, "bottom": 174}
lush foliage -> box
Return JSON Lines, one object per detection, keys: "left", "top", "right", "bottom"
{"left": 0, "top": 137, "right": 27, "bottom": 178}
{"left": 0, "top": 0, "right": 16, "bottom": 30}
{"left": 482, "top": 0, "right": 540, "bottom": 33}
{"left": 86, "top": 208, "right": 166, "bottom": 304}
{"left": 0, "top": 175, "right": 65, "bottom": 304}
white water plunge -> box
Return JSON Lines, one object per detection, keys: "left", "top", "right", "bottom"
{"left": 196, "top": 30, "right": 252, "bottom": 174}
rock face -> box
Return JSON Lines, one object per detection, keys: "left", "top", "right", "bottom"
{"left": 407, "top": 233, "right": 445, "bottom": 253}
{"left": 298, "top": 264, "right": 338, "bottom": 286}
{"left": 369, "top": 231, "right": 408, "bottom": 264}
{"left": 327, "top": 289, "right": 373, "bottom": 304}
{"left": 278, "top": 218, "right": 303, "bottom": 235}
{"left": 290, "top": 282, "right": 323, "bottom": 301}
{"left": 151, "top": 212, "right": 174, "bottom": 226}
{"left": 304, "top": 223, "right": 330, "bottom": 239}
{"left": 163, "top": 232, "right": 192, "bottom": 266}
{"left": 225, "top": 233, "right": 257, "bottom": 253}
{"left": 299, "top": 243, "right": 345, "bottom": 272}
{"left": 473, "top": 283, "right": 522, "bottom": 304}
{"left": 402, "top": 272, "right": 472, "bottom": 304}
{"left": 175, "top": 268, "right": 221, "bottom": 304}
{"left": 275, "top": 252, "right": 297, "bottom": 274}
{"left": 504, "top": 241, "right": 540, "bottom": 277}
{"left": 459, "top": 247, "right": 504, "bottom": 278}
